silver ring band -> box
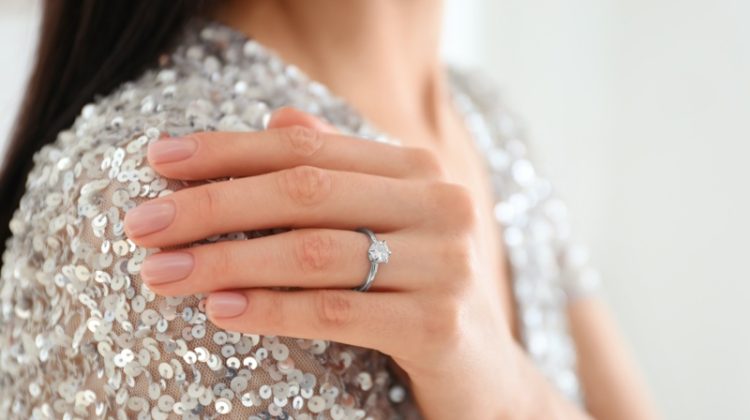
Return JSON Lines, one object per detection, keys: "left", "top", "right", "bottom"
{"left": 353, "top": 227, "right": 391, "bottom": 292}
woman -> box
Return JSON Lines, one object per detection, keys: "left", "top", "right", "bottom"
{"left": 0, "top": 1, "right": 660, "bottom": 419}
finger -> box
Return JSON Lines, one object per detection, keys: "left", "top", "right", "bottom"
{"left": 124, "top": 166, "right": 449, "bottom": 247}
{"left": 266, "top": 106, "right": 339, "bottom": 133}
{"left": 146, "top": 123, "right": 443, "bottom": 181}
{"left": 204, "top": 288, "right": 420, "bottom": 355}
{"left": 140, "top": 228, "right": 436, "bottom": 295}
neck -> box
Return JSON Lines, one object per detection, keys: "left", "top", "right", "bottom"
{"left": 213, "top": 0, "right": 450, "bottom": 144}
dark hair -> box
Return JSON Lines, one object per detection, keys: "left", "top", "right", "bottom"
{"left": 0, "top": 0, "right": 214, "bottom": 256}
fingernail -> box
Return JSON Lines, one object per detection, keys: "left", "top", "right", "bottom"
{"left": 147, "top": 137, "right": 197, "bottom": 164}
{"left": 124, "top": 200, "right": 176, "bottom": 237}
{"left": 207, "top": 292, "right": 248, "bottom": 318}
{"left": 141, "top": 252, "right": 194, "bottom": 285}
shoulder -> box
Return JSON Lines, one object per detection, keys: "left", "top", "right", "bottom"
{"left": 447, "top": 65, "right": 508, "bottom": 113}
{"left": 447, "top": 65, "right": 523, "bottom": 127}
{"left": 447, "top": 64, "right": 602, "bottom": 300}
{"left": 43, "top": 21, "right": 270, "bottom": 155}
{"left": 4, "top": 22, "right": 274, "bottom": 266}
{"left": 445, "top": 64, "right": 540, "bottom": 169}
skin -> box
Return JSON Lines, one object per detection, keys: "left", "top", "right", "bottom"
{"left": 123, "top": 1, "right": 662, "bottom": 418}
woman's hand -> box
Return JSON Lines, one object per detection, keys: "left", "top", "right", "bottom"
{"left": 123, "top": 108, "right": 558, "bottom": 419}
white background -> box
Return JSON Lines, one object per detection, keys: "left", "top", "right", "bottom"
{"left": 2, "top": 1, "right": 749, "bottom": 419}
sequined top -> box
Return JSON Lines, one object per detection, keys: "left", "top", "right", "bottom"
{"left": 0, "top": 20, "right": 601, "bottom": 419}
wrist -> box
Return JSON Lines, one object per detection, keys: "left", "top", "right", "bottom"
{"left": 497, "top": 342, "right": 591, "bottom": 420}
{"left": 496, "top": 342, "right": 538, "bottom": 419}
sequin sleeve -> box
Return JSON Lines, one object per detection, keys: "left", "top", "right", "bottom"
{"left": 1, "top": 19, "right": 594, "bottom": 418}
{"left": 0, "top": 39, "right": 417, "bottom": 420}
{"left": 449, "top": 66, "right": 604, "bottom": 305}
{"left": 449, "top": 65, "right": 603, "bottom": 404}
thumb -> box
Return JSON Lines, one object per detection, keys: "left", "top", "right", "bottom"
{"left": 266, "top": 106, "right": 339, "bottom": 134}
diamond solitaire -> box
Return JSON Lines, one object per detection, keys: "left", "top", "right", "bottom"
{"left": 353, "top": 227, "right": 392, "bottom": 292}
{"left": 368, "top": 239, "right": 392, "bottom": 264}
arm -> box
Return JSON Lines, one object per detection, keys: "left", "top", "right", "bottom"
{"left": 462, "top": 68, "right": 661, "bottom": 418}
{"left": 509, "top": 341, "right": 595, "bottom": 420}
{"left": 507, "top": 296, "right": 661, "bottom": 420}
{"left": 570, "top": 297, "right": 662, "bottom": 419}
{"left": 124, "top": 107, "right": 631, "bottom": 420}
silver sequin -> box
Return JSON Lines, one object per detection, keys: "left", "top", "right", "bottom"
{"left": 0, "top": 18, "right": 598, "bottom": 420}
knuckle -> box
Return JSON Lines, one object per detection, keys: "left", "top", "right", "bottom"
{"left": 444, "top": 184, "right": 478, "bottom": 231}
{"left": 313, "top": 290, "right": 352, "bottom": 328}
{"left": 211, "top": 244, "right": 234, "bottom": 279}
{"left": 293, "top": 230, "right": 338, "bottom": 275}
{"left": 253, "top": 291, "right": 286, "bottom": 331}
{"left": 439, "top": 235, "right": 477, "bottom": 285}
{"left": 424, "top": 183, "right": 478, "bottom": 231}
{"left": 406, "top": 147, "right": 446, "bottom": 179}
{"left": 278, "top": 125, "right": 323, "bottom": 157}
{"left": 420, "top": 295, "right": 465, "bottom": 342}
{"left": 278, "top": 165, "right": 332, "bottom": 205}
{"left": 196, "top": 185, "right": 225, "bottom": 218}
{"left": 449, "top": 184, "right": 479, "bottom": 230}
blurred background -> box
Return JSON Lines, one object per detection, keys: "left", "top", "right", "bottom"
{"left": 1, "top": 1, "right": 748, "bottom": 419}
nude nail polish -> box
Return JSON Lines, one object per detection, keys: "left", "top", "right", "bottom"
{"left": 141, "top": 252, "right": 194, "bottom": 285}
{"left": 207, "top": 292, "right": 248, "bottom": 318}
{"left": 147, "top": 137, "right": 197, "bottom": 164}
{"left": 124, "top": 200, "right": 176, "bottom": 237}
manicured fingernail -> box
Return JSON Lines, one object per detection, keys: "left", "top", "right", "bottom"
{"left": 141, "top": 252, "right": 194, "bottom": 285}
{"left": 207, "top": 292, "right": 248, "bottom": 318}
{"left": 124, "top": 200, "right": 176, "bottom": 237}
{"left": 147, "top": 137, "right": 197, "bottom": 164}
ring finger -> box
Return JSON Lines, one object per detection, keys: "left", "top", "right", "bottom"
{"left": 139, "top": 228, "right": 437, "bottom": 295}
